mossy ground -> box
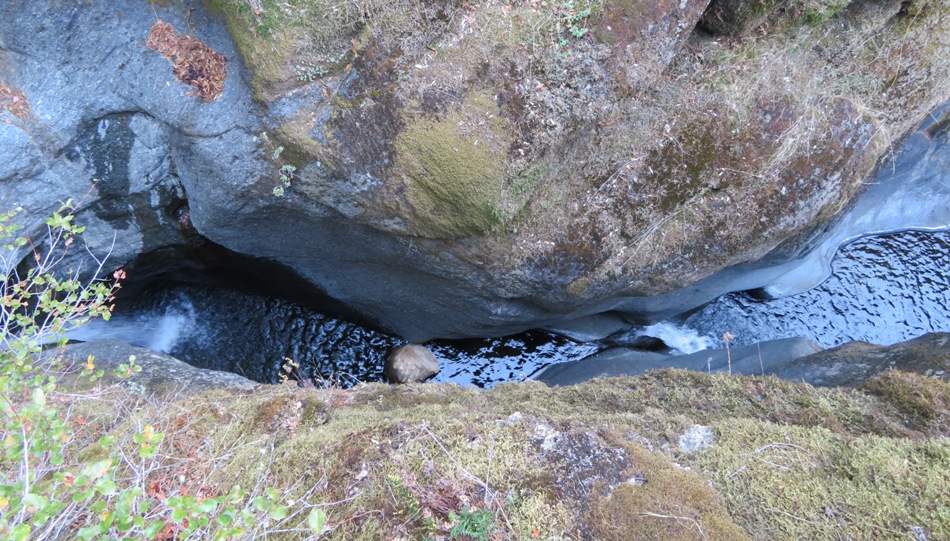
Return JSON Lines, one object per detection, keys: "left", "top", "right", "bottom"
{"left": 61, "top": 367, "right": 949, "bottom": 540}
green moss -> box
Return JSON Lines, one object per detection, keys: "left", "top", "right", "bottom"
{"left": 202, "top": 0, "right": 300, "bottom": 98}
{"left": 588, "top": 445, "right": 751, "bottom": 540}
{"left": 694, "top": 419, "right": 950, "bottom": 540}
{"left": 396, "top": 91, "right": 511, "bottom": 238}
{"left": 862, "top": 371, "right": 949, "bottom": 435}
{"left": 56, "top": 366, "right": 950, "bottom": 540}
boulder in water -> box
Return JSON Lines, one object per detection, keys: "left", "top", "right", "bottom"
{"left": 384, "top": 345, "right": 440, "bottom": 384}
{"left": 772, "top": 333, "right": 950, "bottom": 387}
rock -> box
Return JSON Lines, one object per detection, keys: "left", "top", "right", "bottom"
{"left": 679, "top": 425, "right": 715, "bottom": 454}
{"left": 701, "top": 0, "right": 785, "bottom": 36}
{"left": 771, "top": 333, "right": 950, "bottom": 387}
{"left": 534, "top": 348, "right": 672, "bottom": 386}
{"left": 534, "top": 337, "right": 823, "bottom": 386}
{"left": 674, "top": 337, "right": 824, "bottom": 375}
{"left": 3, "top": 1, "right": 949, "bottom": 342}
{"left": 383, "top": 344, "right": 440, "bottom": 384}
{"left": 535, "top": 334, "right": 950, "bottom": 388}
{"left": 48, "top": 340, "right": 258, "bottom": 398}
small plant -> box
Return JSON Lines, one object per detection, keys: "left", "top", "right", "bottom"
{"left": 253, "top": 132, "right": 299, "bottom": 197}
{"left": 448, "top": 507, "right": 496, "bottom": 541}
{"left": 295, "top": 63, "right": 329, "bottom": 82}
{"left": 558, "top": 0, "right": 592, "bottom": 39}
{"left": 0, "top": 205, "right": 332, "bottom": 539}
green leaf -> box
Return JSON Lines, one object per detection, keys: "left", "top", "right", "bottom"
{"left": 216, "top": 508, "right": 235, "bottom": 527}
{"left": 95, "top": 477, "right": 116, "bottom": 495}
{"left": 307, "top": 508, "right": 328, "bottom": 532}
{"left": 172, "top": 506, "right": 188, "bottom": 522}
{"left": 77, "top": 525, "right": 101, "bottom": 540}
{"left": 82, "top": 459, "right": 112, "bottom": 479}
{"left": 269, "top": 505, "right": 288, "bottom": 521}
{"left": 22, "top": 492, "right": 47, "bottom": 512}
{"left": 32, "top": 386, "right": 45, "bottom": 407}
{"left": 196, "top": 499, "right": 218, "bottom": 514}
{"left": 73, "top": 488, "right": 94, "bottom": 502}
{"left": 11, "top": 524, "right": 32, "bottom": 541}
{"left": 144, "top": 522, "right": 165, "bottom": 539}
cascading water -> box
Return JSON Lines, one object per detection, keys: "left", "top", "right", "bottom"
{"left": 93, "top": 283, "right": 599, "bottom": 387}
{"left": 75, "top": 227, "right": 949, "bottom": 388}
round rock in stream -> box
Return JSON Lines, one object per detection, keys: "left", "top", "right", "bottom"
{"left": 384, "top": 345, "right": 441, "bottom": 384}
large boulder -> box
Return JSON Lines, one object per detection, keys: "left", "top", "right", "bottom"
{"left": 535, "top": 337, "right": 823, "bottom": 385}
{"left": 2, "top": 0, "right": 949, "bottom": 341}
{"left": 50, "top": 340, "right": 259, "bottom": 397}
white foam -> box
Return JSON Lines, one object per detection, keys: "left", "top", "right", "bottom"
{"left": 65, "top": 295, "right": 196, "bottom": 353}
{"left": 638, "top": 322, "right": 714, "bottom": 354}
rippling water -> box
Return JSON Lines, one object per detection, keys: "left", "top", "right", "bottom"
{"left": 84, "top": 283, "right": 597, "bottom": 388}
{"left": 682, "top": 230, "right": 950, "bottom": 348}
{"left": 75, "top": 229, "right": 949, "bottom": 387}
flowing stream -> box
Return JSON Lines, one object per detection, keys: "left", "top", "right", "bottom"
{"left": 68, "top": 227, "right": 949, "bottom": 388}
{"left": 68, "top": 106, "right": 950, "bottom": 387}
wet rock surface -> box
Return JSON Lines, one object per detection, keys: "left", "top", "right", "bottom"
{"left": 2, "top": 0, "right": 949, "bottom": 342}
{"left": 535, "top": 333, "right": 950, "bottom": 388}
{"left": 51, "top": 339, "right": 258, "bottom": 397}
{"left": 384, "top": 344, "right": 441, "bottom": 383}
{"left": 535, "top": 337, "right": 823, "bottom": 386}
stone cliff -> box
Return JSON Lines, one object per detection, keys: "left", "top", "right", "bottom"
{"left": 1, "top": 0, "right": 948, "bottom": 340}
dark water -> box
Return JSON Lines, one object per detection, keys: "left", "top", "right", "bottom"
{"left": 74, "top": 229, "right": 949, "bottom": 388}
{"left": 682, "top": 230, "right": 950, "bottom": 348}
{"left": 77, "top": 283, "right": 597, "bottom": 388}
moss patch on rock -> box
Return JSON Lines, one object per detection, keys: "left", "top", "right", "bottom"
{"left": 396, "top": 91, "right": 512, "bottom": 238}
{"left": 54, "top": 364, "right": 950, "bottom": 540}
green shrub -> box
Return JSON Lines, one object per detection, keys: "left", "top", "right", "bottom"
{"left": 0, "top": 204, "right": 328, "bottom": 540}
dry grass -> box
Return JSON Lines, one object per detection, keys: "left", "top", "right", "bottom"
{"left": 146, "top": 20, "right": 228, "bottom": 102}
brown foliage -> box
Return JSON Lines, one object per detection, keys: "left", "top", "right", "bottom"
{"left": 0, "top": 82, "right": 32, "bottom": 122}
{"left": 146, "top": 20, "right": 227, "bottom": 102}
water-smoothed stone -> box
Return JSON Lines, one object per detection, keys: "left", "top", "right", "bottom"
{"left": 50, "top": 339, "right": 258, "bottom": 397}
{"left": 536, "top": 334, "right": 950, "bottom": 387}
{"left": 384, "top": 344, "right": 441, "bottom": 384}
{"left": 535, "top": 337, "right": 822, "bottom": 386}
{"left": 772, "top": 333, "right": 950, "bottom": 386}
{"left": 3, "top": 0, "right": 949, "bottom": 342}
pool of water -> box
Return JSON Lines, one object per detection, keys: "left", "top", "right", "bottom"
{"left": 680, "top": 230, "right": 950, "bottom": 349}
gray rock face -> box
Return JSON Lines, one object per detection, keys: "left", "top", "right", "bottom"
{"left": 0, "top": 2, "right": 266, "bottom": 275}
{"left": 384, "top": 344, "right": 440, "bottom": 383}
{"left": 535, "top": 337, "right": 822, "bottom": 386}
{"left": 3, "top": 0, "right": 949, "bottom": 344}
{"left": 535, "top": 334, "right": 950, "bottom": 387}
{"left": 50, "top": 339, "right": 258, "bottom": 397}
